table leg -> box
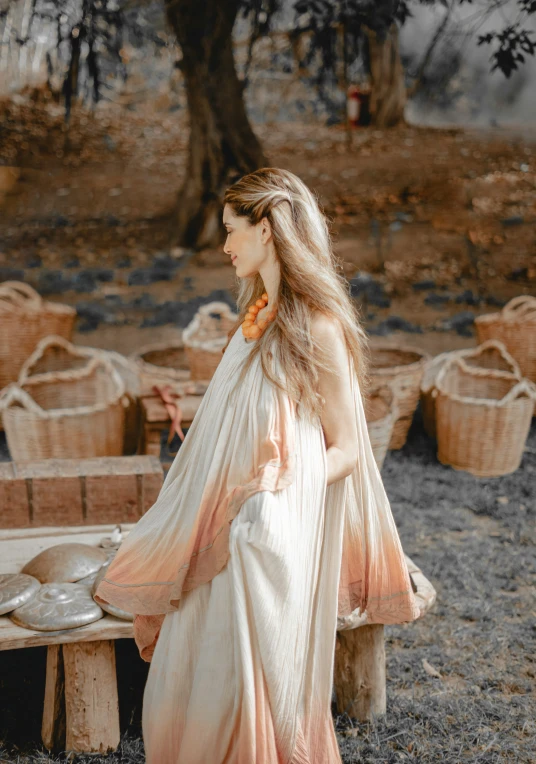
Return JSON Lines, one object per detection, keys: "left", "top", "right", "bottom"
{"left": 42, "top": 640, "right": 120, "bottom": 753}
{"left": 333, "top": 624, "right": 386, "bottom": 721}
{"left": 42, "top": 644, "right": 66, "bottom": 750}
{"left": 144, "top": 426, "right": 162, "bottom": 458}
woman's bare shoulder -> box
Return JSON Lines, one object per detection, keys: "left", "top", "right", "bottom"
{"left": 310, "top": 310, "right": 344, "bottom": 344}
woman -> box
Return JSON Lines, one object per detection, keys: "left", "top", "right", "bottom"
{"left": 95, "top": 168, "right": 422, "bottom": 763}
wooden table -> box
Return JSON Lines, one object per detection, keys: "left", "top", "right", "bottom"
{"left": 0, "top": 524, "right": 136, "bottom": 754}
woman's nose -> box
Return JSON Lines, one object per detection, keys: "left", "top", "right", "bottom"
{"left": 223, "top": 239, "right": 231, "bottom": 255}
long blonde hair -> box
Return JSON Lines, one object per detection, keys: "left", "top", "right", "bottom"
{"left": 222, "top": 167, "right": 369, "bottom": 421}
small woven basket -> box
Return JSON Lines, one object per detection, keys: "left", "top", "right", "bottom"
{"left": 0, "top": 356, "right": 126, "bottom": 461}
{"left": 131, "top": 337, "right": 191, "bottom": 395}
{"left": 475, "top": 295, "right": 536, "bottom": 382}
{"left": 183, "top": 302, "right": 238, "bottom": 381}
{"left": 369, "top": 344, "right": 430, "bottom": 450}
{"left": 364, "top": 385, "right": 397, "bottom": 470}
{"left": 435, "top": 358, "right": 536, "bottom": 477}
{"left": 420, "top": 340, "right": 523, "bottom": 439}
{"left": 18, "top": 336, "right": 141, "bottom": 455}
{"left": 0, "top": 281, "right": 76, "bottom": 390}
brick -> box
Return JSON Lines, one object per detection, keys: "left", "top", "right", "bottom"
{"left": 17, "top": 460, "right": 84, "bottom": 526}
{"left": 0, "top": 463, "right": 30, "bottom": 528}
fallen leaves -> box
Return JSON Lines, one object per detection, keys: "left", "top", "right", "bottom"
{"left": 422, "top": 658, "right": 443, "bottom": 679}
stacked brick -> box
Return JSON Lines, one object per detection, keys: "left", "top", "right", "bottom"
{"left": 0, "top": 456, "right": 163, "bottom": 528}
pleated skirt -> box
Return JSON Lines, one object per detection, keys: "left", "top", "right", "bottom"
{"left": 141, "top": 412, "right": 346, "bottom": 764}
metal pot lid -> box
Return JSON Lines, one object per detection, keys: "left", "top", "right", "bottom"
{"left": 75, "top": 551, "right": 116, "bottom": 587}
{"left": 10, "top": 583, "right": 104, "bottom": 631}
{"left": 97, "top": 601, "right": 134, "bottom": 622}
{"left": 0, "top": 573, "right": 41, "bottom": 616}
{"left": 21, "top": 543, "right": 108, "bottom": 584}
{"left": 91, "top": 565, "right": 134, "bottom": 621}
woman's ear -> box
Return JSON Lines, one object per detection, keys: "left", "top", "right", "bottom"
{"left": 259, "top": 216, "right": 272, "bottom": 245}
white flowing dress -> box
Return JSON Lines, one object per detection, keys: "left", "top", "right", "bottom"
{"left": 95, "top": 324, "right": 423, "bottom": 763}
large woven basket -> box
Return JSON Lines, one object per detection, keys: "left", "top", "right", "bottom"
{"left": 420, "top": 340, "right": 523, "bottom": 438}
{"left": 369, "top": 344, "right": 430, "bottom": 449}
{"left": 0, "top": 356, "right": 126, "bottom": 461}
{"left": 183, "top": 302, "right": 238, "bottom": 382}
{"left": 131, "top": 337, "right": 191, "bottom": 395}
{"left": 364, "top": 386, "right": 397, "bottom": 470}
{"left": 435, "top": 358, "right": 536, "bottom": 477}
{"left": 18, "top": 335, "right": 141, "bottom": 455}
{"left": 0, "top": 281, "right": 76, "bottom": 390}
{"left": 475, "top": 295, "right": 536, "bottom": 382}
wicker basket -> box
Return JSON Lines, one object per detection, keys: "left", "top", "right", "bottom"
{"left": 420, "top": 340, "right": 523, "bottom": 438}
{"left": 364, "top": 386, "right": 397, "bottom": 470}
{"left": 0, "top": 281, "right": 76, "bottom": 390}
{"left": 183, "top": 302, "right": 238, "bottom": 382}
{"left": 18, "top": 335, "right": 141, "bottom": 455}
{"left": 475, "top": 295, "right": 536, "bottom": 382}
{"left": 131, "top": 337, "right": 192, "bottom": 395}
{"left": 369, "top": 344, "right": 430, "bottom": 450}
{"left": 0, "top": 356, "right": 126, "bottom": 461}
{"left": 435, "top": 358, "right": 536, "bottom": 477}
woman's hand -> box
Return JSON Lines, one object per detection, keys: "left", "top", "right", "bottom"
{"left": 311, "top": 313, "right": 359, "bottom": 486}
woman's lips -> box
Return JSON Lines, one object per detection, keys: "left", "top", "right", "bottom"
{"left": 231, "top": 256, "right": 237, "bottom": 264}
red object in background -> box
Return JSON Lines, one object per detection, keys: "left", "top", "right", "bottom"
{"left": 347, "top": 85, "right": 372, "bottom": 127}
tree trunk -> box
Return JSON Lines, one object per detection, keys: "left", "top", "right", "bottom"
{"left": 165, "top": 0, "right": 266, "bottom": 249}
{"left": 365, "top": 23, "right": 406, "bottom": 128}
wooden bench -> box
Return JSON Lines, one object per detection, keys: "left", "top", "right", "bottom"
{"left": 0, "top": 524, "right": 136, "bottom": 754}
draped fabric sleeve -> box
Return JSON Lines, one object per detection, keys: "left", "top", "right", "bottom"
{"left": 94, "top": 336, "right": 296, "bottom": 661}
{"left": 334, "top": 363, "right": 423, "bottom": 630}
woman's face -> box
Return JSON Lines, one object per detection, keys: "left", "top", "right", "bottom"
{"left": 223, "top": 204, "right": 270, "bottom": 278}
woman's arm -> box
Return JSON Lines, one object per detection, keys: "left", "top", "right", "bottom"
{"left": 311, "top": 313, "right": 359, "bottom": 486}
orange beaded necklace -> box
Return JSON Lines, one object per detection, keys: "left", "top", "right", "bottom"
{"left": 242, "top": 292, "right": 278, "bottom": 339}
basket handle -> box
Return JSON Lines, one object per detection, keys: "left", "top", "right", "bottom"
{"left": 467, "top": 339, "right": 523, "bottom": 379}
{"left": 499, "top": 378, "right": 536, "bottom": 406}
{"left": 18, "top": 335, "right": 79, "bottom": 383}
{"left": 0, "top": 384, "right": 45, "bottom": 415}
{"left": 501, "top": 295, "right": 536, "bottom": 319}
{"left": 0, "top": 281, "right": 42, "bottom": 308}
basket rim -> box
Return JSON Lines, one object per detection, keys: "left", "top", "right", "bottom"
{"left": 370, "top": 343, "right": 430, "bottom": 375}
{"left": 130, "top": 336, "right": 192, "bottom": 381}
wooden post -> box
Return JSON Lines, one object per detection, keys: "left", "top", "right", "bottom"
{"left": 333, "top": 624, "right": 386, "bottom": 721}
{"left": 63, "top": 640, "right": 120, "bottom": 753}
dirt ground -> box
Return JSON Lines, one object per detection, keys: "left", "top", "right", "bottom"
{"left": 0, "top": 100, "right": 535, "bottom": 762}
